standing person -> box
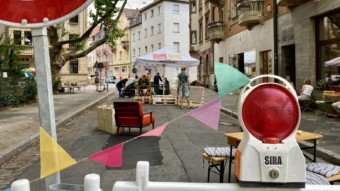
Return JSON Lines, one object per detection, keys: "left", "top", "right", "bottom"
{"left": 153, "top": 72, "right": 163, "bottom": 94}
{"left": 298, "top": 79, "right": 313, "bottom": 100}
{"left": 177, "top": 66, "right": 190, "bottom": 109}
{"left": 116, "top": 78, "right": 128, "bottom": 98}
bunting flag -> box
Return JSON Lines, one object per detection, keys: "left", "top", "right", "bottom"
{"left": 40, "top": 127, "right": 77, "bottom": 179}
{"left": 188, "top": 99, "right": 221, "bottom": 131}
{"left": 214, "top": 62, "right": 250, "bottom": 98}
{"left": 88, "top": 143, "right": 123, "bottom": 168}
{"left": 139, "top": 122, "right": 169, "bottom": 137}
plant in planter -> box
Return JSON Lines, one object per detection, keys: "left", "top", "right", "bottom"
{"left": 317, "top": 80, "right": 328, "bottom": 91}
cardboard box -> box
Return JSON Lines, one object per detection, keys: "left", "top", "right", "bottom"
{"left": 96, "top": 105, "right": 124, "bottom": 134}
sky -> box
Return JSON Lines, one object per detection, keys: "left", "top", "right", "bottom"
{"left": 125, "top": 0, "right": 154, "bottom": 9}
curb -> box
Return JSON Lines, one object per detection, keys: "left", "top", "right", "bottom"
{"left": 220, "top": 107, "right": 340, "bottom": 165}
{"left": 0, "top": 92, "right": 115, "bottom": 165}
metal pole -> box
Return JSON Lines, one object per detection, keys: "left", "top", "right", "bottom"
{"left": 32, "top": 27, "right": 60, "bottom": 191}
{"left": 273, "top": 0, "right": 279, "bottom": 76}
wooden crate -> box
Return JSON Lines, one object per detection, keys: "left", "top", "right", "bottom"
{"left": 177, "top": 86, "right": 205, "bottom": 108}
{"left": 152, "top": 95, "right": 176, "bottom": 105}
{"left": 96, "top": 105, "right": 124, "bottom": 134}
{"left": 134, "top": 96, "right": 152, "bottom": 103}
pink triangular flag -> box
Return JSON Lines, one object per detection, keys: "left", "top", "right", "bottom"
{"left": 88, "top": 143, "right": 123, "bottom": 167}
{"left": 139, "top": 122, "right": 169, "bottom": 137}
{"left": 188, "top": 99, "right": 221, "bottom": 131}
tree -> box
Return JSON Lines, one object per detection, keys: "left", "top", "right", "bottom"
{"left": 48, "top": 0, "right": 127, "bottom": 82}
{"left": 0, "top": 34, "right": 25, "bottom": 79}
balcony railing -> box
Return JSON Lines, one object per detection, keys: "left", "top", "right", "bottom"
{"left": 208, "top": 21, "right": 225, "bottom": 43}
{"left": 21, "top": 46, "right": 34, "bottom": 55}
{"left": 237, "top": 0, "right": 264, "bottom": 29}
{"left": 277, "top": 0, "right": 306, "bottom": 7}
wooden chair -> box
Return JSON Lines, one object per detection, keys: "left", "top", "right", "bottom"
{"left": 315, "top": 91, "right": 335, "bottom": 116}
{"left": 113, "top": 102, "right": 155, "bottom": 134}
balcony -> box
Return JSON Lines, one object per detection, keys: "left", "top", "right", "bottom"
{"left": 208, "top": 22, "right": 225, "bottom": 43}
{"left": 237, "top": 0, "right": 264, "bottom": 29}
{"left": 21, "top": 46, "right": 34, "bottom": 55}
{"left": 121, "top": 40, "right": 129, "bottom": 50}
{"left": 277, "top": 0, "right": 306, "bottom": 7}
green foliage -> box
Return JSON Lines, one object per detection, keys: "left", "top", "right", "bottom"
{"left": 52, "top": 78, "right": 61, "bottom": 92}
{"left": 0, "top": 79, "right": 37, "bottom": 108}
{"left": 0, "top": 36, "right": 25, "bottom": 79}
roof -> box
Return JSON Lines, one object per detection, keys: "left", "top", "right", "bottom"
{"left": 123, "top": 8, "right": 139, "bottom": 19}
{"left": 140, "top": 0, "right": 189, "bottom": 11}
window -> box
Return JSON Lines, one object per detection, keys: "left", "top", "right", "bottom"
{"left": 173, "top": 42, "right": 180, "bottom": 52}
{"left": 133, "top": 33, "right": 135, "bottom": 42}
{"left": 138, "top": 48, "right": 141, "bottom": 56}
{"left": 144, "top": 28, "right": 147, "bottom": 37}
{"left": 138, "top": 31, "right": 141, "bottom": 39}
{"left": 158, "top": 43, "right": 161, "bottom": 49}
{"left": 145, "top": 46, "right": 148, "bottom": 53}
{"left": 24, "top": 31, "right": 32, "bottom": 45}
{"left": 14, "top": 30, "right": 21, "bottom": 45}
{"left": 199, "top": 20, "right": 203, "bottom": 43}
{"left": 144, "top": 12, "right": 147, "bottom": 20}
{"left": 173, "top": 4, "right": 179, "bottom": 13}
{"left": 151, "top": 26, "right": 154, "bottom": 36}
{"left": 173, "top": 23, "right": 180, "bottom": 33}
{"left": 119, "top": 51, "right": 122, "bottom": 60}
{"left": 114, "top": 67, "right": 119, "bottom": 74}
{"left": 133, "top": 49, "right": 136, "bottom": 57}
{"left": 122, "top": 66, "right": 127, "bottom": 74}
{"left": 191, "top": 0, "right": 197, "bottom": 13}
{"left": 158, "top": 5, "right": 161, "bottom": 14}
{"left": 69, "top": 15, "right": 79, "bottom": 24}
{"left": 69, "top": 34, "right": 79, "bottom": 48}
{"left": 205, "top": 14, "right": 209, "bottom": 39}
{"left": 231, "top": 0, "right": 238, "bottom": 19}
{"left": 191, "top": 31, "right": 197, "bottom": 44}
{"left": 158, "top": 23, "right": 161, "bottom": 34}
{"left": 151, "top": 44, "right": 154, "bottom": 52}
{"left": 151, "top": 9, "right": 154, "bottom": 18}
{"left": 70, "top": 59, "right": 78, "bottom": 74}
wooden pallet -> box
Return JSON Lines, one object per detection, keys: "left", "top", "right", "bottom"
{"left": 152, "top": 95, "right": 176, "bottom": 105}
{"left": 134, "top": 96, "right": 152, "bottom": 103}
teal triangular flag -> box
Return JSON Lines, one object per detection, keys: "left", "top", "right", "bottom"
{"left": 214, "top": 62, "right": 250, "bottom": 98}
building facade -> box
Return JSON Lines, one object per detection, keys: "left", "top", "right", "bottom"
{"left": 189, "top": 0, "right": 340, "bottom": 89}
{"left": 129, "top": 0, "right": 197, "bottom": 88}
{"left": 5, "top": 10, "right": 89, "bottom": 84}
{"left": 112, "top": 8, "right": 139, "bottom": 80}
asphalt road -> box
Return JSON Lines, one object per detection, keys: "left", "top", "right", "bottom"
{"left": 1, "top": 94, "right": 241, "bottom": 190}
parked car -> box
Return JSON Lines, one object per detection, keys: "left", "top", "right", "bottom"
{"left": 106, "top": 76, "right": 116, "bottom": 84}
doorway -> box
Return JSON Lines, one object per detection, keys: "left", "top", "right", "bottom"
{"left": 238, "top": 53, "right": 245, "bottom": 74}
{"left": 282, "top": 45, "right": 296, "bottom": 85}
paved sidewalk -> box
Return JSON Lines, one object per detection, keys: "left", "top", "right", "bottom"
{"left": 0, "top": 85, "right": 339, "bottom": 167}
{"left": 0, "top": 84, "right": 116, "bottom": 164}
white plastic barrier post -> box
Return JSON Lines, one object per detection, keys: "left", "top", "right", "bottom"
{"left": 11, "top": 179, "right": 30, "bottom": 191}
{"left": 112, "top": 161, "right": 340, "bottom": 191}
{"left": 84, "top": 174, "right": 102, "bottom": 191}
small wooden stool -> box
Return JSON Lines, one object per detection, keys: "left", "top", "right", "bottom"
{"left": 203, "top": 153, "right": 229, "bottom": 183}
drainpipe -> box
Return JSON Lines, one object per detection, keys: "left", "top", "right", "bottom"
{"left": 273, "top": 0, "right": 278, "bottom": 76}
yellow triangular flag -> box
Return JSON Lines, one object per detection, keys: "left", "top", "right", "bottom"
{"left": 40, "top": 127, "right": 77, "bottom": 179}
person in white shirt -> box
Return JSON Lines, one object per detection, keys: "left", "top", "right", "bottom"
{"left": 298, "top": 79, "right": 313, "bottom": 100}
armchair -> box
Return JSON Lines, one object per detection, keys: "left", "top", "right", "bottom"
{"left": 113, "top": 102, "right": 155, "bottom": 134}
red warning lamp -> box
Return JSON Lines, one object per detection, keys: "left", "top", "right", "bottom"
{"left": 242, "top": 84, "right": 299, "bottom": 144}
{"left": 0, "top": 0, "right": 92, "bottom": 28}
{"left": 235, "top": 75, "right": 305, "bottom": 188}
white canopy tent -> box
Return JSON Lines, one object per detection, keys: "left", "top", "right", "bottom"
{"left": 324, "top": 57, "right": 340, "bottom": 67}
{"left": 135, "top": 47, "right": 199, "bottom": 91}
